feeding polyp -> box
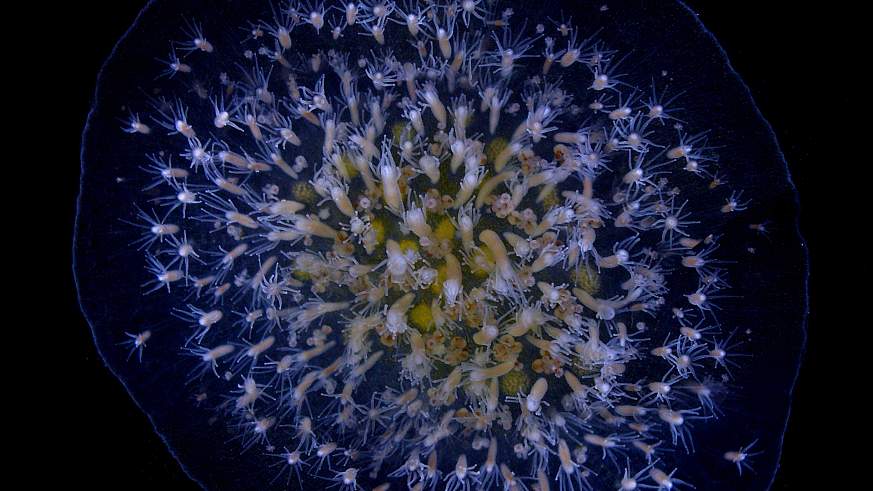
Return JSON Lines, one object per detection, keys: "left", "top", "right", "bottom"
{"left": 76, "top": 0, "right": 806, "bottom": 490}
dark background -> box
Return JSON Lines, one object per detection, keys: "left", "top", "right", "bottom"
{"left": 56, "top": 1, "right": 839, "bottom": 488}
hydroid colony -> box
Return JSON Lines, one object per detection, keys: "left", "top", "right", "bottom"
{"left": 92, "top": 0, "right": 780, "bottom": 489}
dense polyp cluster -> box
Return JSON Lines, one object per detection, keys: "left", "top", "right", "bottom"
{"left": 120, "top": 1, "right": 756, "bottom": 489}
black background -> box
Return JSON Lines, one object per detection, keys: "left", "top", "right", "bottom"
{"left": 55, "top": 1, "right": 840, "bottom": 488}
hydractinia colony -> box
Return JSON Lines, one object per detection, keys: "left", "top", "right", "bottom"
{"left": 117, "top": 1, "right": 759, "bottom": 489}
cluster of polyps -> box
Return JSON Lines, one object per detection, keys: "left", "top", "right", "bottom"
{"left": 121, "top": 1, "right": 755, "bottom": 489}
